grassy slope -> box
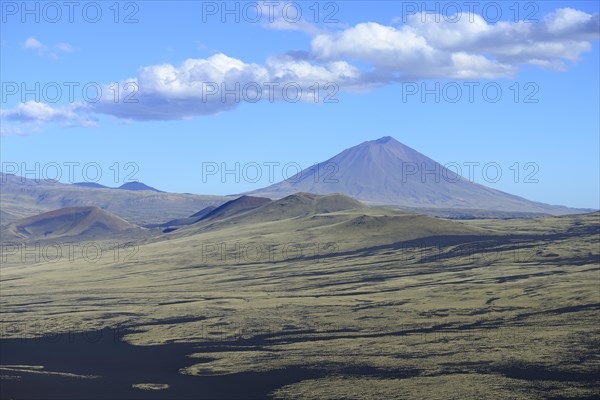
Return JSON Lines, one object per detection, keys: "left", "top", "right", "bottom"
{"left": 0, "top": 211, "right": 598, "bottom": 398}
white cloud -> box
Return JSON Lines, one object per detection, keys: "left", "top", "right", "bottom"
{"left": 265, "top": 55, "right": 361, "bottom": 85}
{"left": 310, "top": 8, "right": 599, "bottom": 79}
{"left": 406, "top": 13, "right": 491, "bottom": 49}
{"left": 24, "top": 37, "right": 44, "bottom": 49}
{"left": 5, "top": 7, "right": 599, "bottom": 130}
{"left": 256, "top": 1, "right": 326, "bottom": 35}
{"left": 263, "top": 18, "right": 324, "bottom": 36}
{"left": 91, "top": 53, "right": 364, "bottom": 121}
{"left": 449, "top": 52, "right": 514, "bottom": 79}
{"left": 544, "top": 8, "right": 595, "bottom": 34}
{"left": 1, "top": 101, "right": 96, "bottom": 127}
{"left": 23, "top": 37, "right": 74, "bottom": 58}
{"left": 2, "top": 101, "right": 72, "bottom": 121}
{"left": 312, "top": 22, "right": 436, "bottom": 68}
{"left": 2, "top": 51, "right": 364, "bottom": 124}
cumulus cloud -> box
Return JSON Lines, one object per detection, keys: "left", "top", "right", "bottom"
{"left": 4, "top": 7, "right": 598, "bottom": 130}
{"left": 543, "top": 7, "right": 597, "bottom": 35}
{"left": 90, "top": 53, "right": 363, "bottom": 121}
{"left": 2, "top": 52, "right": 363, "bottom": 128}
{"left": 311, "top": 20, "right": 516, "bottom": 80}
{"left": 311, "top": 8, "right": 599, "bottom": 78}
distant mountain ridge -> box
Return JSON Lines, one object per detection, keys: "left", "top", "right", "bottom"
{"left": 248, "top": 136, "right": 585, "bottom": 215}
{"left": 73, "top": 181, "right": 162, "bottom": 192}
{"left": 117, "top": 182, "right": 163, "bottom": 192}
{"left": 1, "top": 173, "right": 230, "bottom": 226}
{"left": 73, "top": 182, "right": 109, "bottom": 189}
{"left": 1, "top": 137, "right": 592, "bottom": 224}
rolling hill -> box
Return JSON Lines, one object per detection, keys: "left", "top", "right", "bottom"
{"left": 168, "top": 193, "right": 495, "bottom": 248}
{"left": 3, "top": 206, "right": 139, "bottom": 240}
{"left": 225, "top": 192, "right": 366, "bottom": 224}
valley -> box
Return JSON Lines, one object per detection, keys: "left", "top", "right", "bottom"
{"left": 1, "top": 192, "right": 598, "bottom": 399}
{"left": 1, "top": 137, "right": 598, "bottom": 399}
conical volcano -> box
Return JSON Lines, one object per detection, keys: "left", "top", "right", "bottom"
{"left": 249, "top": 136, "right": 575, "bottom": 214}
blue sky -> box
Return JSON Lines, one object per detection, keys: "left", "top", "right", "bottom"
{"left": 1, "top": 1, "right": 599, "bottom": 209}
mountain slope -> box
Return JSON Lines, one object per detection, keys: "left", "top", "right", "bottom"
{"left": 148, "top": 206, "right": 219, "bottom": 229}
{"left": 235, "top": 192, "right": 366, "bottom": 223}
{"left": 0, "top": 209, "right": 19, "bottom": 226}
{"left": 3, "top": 206, "right": 138, "bottom": 240}
{"left": 248, "top": 137, "right": 581, "bottom": 215}
{"left": 190, "top": 206, "right": 218, "bottom": 219}
{"left": 199, "top": 195, "right": 272, "bottom": 223}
